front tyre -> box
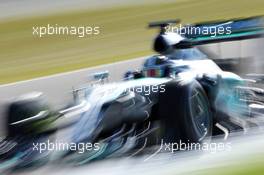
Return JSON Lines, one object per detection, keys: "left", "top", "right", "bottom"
{"left": 158, "top": 79, "right": 213, "bottom": 144}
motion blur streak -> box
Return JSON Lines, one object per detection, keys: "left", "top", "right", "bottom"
{"left": 0, "top": 0, "right": 264, "bottom": 175}
{"left": 8, "top": 130, "right": 264, "bottom": 175}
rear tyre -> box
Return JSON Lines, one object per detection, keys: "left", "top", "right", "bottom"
{"left": 158, "top": 79, "right": 213, "bottom": 145}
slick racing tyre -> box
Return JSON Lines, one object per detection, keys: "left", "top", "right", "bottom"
{"left": 158, "top": 79, "right": 213, "bottom": 145}
{"left": 6, "top": 92, "right": 55, "bottom": 137}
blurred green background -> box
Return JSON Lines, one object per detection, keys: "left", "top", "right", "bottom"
{"left": 0, "top": 0, "right": 263, "bottom": 84}
{"left": 194, "top": 155, "right": 264, "bottom": 175}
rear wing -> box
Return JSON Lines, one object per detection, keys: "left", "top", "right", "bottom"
{"left": 176, "top": 16, "right": 264, "bottom": 48}
{"left": 183, "top": 16, "right": 264, "bottom": 38}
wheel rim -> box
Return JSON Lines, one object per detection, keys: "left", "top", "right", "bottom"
{"left": 190, "top": 89, "right": 211, "bottom": 141}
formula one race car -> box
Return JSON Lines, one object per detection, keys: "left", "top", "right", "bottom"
{"left": 1, "top": 16, "right": 264, "bottom": 171}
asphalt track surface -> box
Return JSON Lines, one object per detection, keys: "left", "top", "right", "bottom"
{"left": 0, "top": 39, "right": 263, "bottom": 174}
